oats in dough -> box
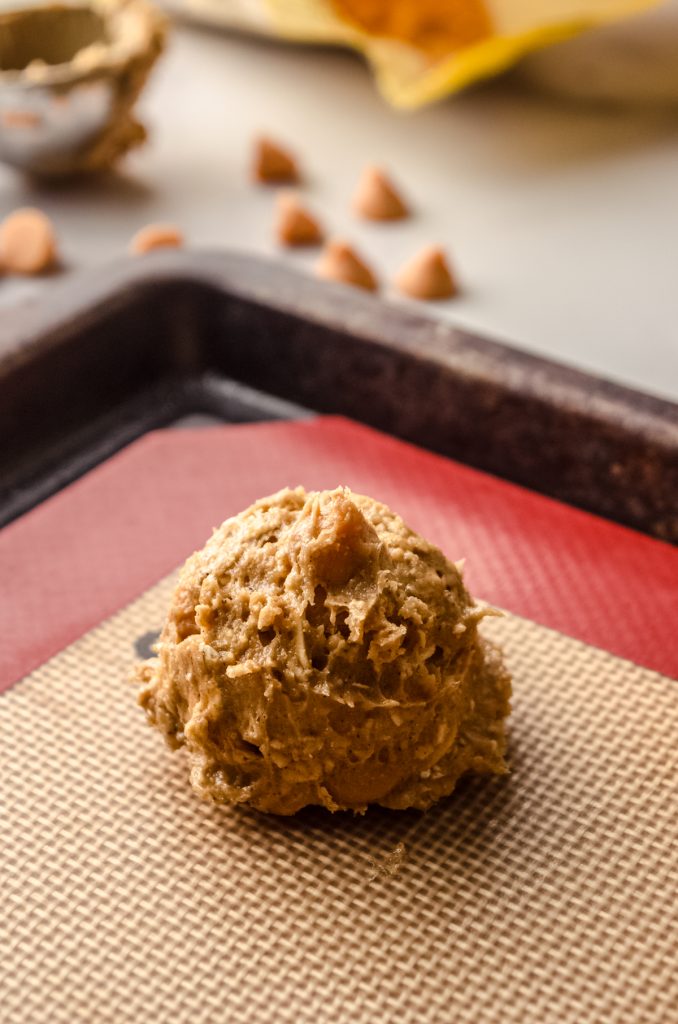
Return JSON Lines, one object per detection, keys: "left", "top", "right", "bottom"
{"left": 136, "top": 487, "right": 511, "bottom": 815}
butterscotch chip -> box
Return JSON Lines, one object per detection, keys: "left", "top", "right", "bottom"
{"left": 129, "top": 224, "right": 184, "bottom": 255}
{"left": 395, "top": 246, "right": 457, "bottom": 300}
{"left": 275, "top": 193, "right": 323, "bottom": 247}
{"left": 352, "top": 165, "right": 408, "bottom": 221}
{"left": 316, "top": 239, "right": 378, "bottom": 292}
{"left": 1, "top": 110, "right": 42, "bottom": 129}
{"left": 252, "top": 136, "right": 300, "bottom": 184}
{"left": 0, "top": 207, "right": 57, "bottom": 275}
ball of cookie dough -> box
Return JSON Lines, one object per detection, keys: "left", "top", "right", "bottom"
{"left": 136, "top": 487, "right": 511, "bottom": 815}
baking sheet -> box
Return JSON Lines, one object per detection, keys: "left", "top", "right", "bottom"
{"left": 3, "top": 251, "right": 676, "bottom": 541}
{"left": 2, "top": 573, "right": 676, "bottom": 1024}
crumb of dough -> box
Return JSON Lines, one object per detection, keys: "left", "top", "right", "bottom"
{"left": 129, "top": 223, "right": 184, "bottom": 255}
{"left": 394, "top": 245, "right": 457, "bottom": 300}
{"left": 252, "top": 136, "right": 300, "bottom": 184}
{"left": 135, "top": 487, "right": 511, "bottom": 815}
{"left": 316, "top": 239, "right": 379, "bottom": 292}
{"left": 0, "top": 207, "right": 57, "bottom": 274}
{"left": 275, "top": 193, "right": 324, "bottom": 247}
{"left": 368, "top": 841, "right": 407, "bottom": 881}
{"left": 352, "top": 165, "right": 409, "bottom": 221}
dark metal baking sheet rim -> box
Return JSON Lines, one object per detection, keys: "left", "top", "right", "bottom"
{"left": 0, "top": 248, "right": 676, "bottom": 542}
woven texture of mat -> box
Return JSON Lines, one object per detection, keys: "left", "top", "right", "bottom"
{"left": 2, "top": 575, "right": 677, "bottom": 1024}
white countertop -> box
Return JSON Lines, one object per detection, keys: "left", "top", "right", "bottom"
{"left": 1, "top": 20, "right": 677, "bottom": 403}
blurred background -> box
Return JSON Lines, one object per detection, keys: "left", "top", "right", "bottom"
{"left": 1, "top": 0, "right": 678, "bottom": 401}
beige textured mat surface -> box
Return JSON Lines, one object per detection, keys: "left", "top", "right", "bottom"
{"left": 2, "top": 575, "right": 677, "bottom": 1024}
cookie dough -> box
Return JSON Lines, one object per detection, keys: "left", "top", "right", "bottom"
{"left": 136, "top": 487, "right": 511, "bottom": 814}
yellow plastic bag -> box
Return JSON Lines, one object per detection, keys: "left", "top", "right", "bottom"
{"left": 265, "top": 0, "right": 662, "bottom": 107}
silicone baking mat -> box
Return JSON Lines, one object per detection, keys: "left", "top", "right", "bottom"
{"left": 2, "top": 416, "right": 677, "bottom": 688}
{"left": 2, "top": 574, "right": 676, "bottom": 1024}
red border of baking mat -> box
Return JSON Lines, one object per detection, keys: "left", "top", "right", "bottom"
{"left": 1, "top": 414, "right": 676, "bottom": 690}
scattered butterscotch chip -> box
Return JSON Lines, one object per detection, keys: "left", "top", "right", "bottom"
{"left": 316, "top": 239, "right": 378, "bottom": 292}
{"left": 0, "top": 207, "right": 57, "bottom": 275}
{"left": 129, "top": 224, "right": 184, "bottom": 255}
{"left": 394, "top": 246, "right": 457, "bottom": 300}
{"left": 252, "top": 136, "right": 300, "bottom": 184}
{"left": 275, "top": 193, "right": 323, "bottom": 247}
{"left": 1, "top": 110, "right": 42, "bottom": 129}
{"left": 352, "top": 165, "right": 409, "bottom": 221}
